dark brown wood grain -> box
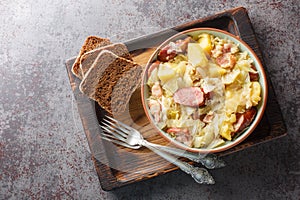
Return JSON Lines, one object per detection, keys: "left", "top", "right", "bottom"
{"left": 65, "top": 7, "right": 287, "bottom": 191}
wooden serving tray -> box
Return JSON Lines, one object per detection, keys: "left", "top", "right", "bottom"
{"left": 65, "top": 7, "right": 287, "bottom": 191}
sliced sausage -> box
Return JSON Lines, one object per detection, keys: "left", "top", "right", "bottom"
{"left": 148, "top": 99, "right": 161, "bottom": 122}
{"left": 233, "top": 107, "right": 257, "bottom": 133}
{"left": 157, "top": 37, "right": 193, "bottom": 62}
{"left": 175, "top": 134, "right": 192, "bottom": 146}
{"left": 151, "top": 81, "right": 163, "bottom": 98}
{"left": 166, "top": 127, "right": 192, "bottom": 146}
{"left": 147, "top": 61, "right": 160, "bottom": 77}
{"left": 157, "top": 45, "right": 177, "bottom": 62}
{"left": 175, "top": 36, "right": 193, "bottom": 52}
{"left": 249, "top": 64, "right": 259, "bottom": 81}
{"left": 216, "top": 53, "right": 236, "bottom": 69}
{"left": 173, "top": 87, "right": 205, "bottom": 107}
{"left": 166, "top": 127, "right": 189, "bottom": 134}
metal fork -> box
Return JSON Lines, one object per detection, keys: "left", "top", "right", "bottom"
{"left": 100, "top": 115, "right": 216, "bottom": 184}
{"left": 100, "top": 116, "right": 225, "bottom": 169}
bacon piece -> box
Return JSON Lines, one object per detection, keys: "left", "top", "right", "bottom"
{"left": 173, "top": 87, "right": 205, "bottom": 107}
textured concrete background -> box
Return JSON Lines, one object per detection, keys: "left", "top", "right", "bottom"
{"left": 0, "top": 0, "right": 299, "bottom": 199}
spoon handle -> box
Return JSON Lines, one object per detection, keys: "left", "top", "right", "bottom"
{"left": 142, "top": 141, "right": 215, "bottom": 184}
{"left": 145, "top": 141, "right": 226, "bottom": 169}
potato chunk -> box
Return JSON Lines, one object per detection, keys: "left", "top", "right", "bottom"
{"left": 188, "top": 43, "right": 208, "bottom": 67}
{"left": 157, "top": 64, "right": 176, "bottom": 83}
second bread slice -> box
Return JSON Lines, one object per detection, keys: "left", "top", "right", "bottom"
{"left": 79, "top": 50, "right": 143, "bottom": 114}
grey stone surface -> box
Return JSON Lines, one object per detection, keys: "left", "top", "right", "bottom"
{"left": 0, "top": 0, "right": 299, "bottom": 199}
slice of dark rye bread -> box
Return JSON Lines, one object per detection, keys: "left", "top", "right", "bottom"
{"left": 79, "top": 50, "right": 143, "bottom": 114}
{"left": 71, "top": 36, "right": 111, "bottom": 79}
{"left": 80, "top": 43, "right": 132, "bottom": 77}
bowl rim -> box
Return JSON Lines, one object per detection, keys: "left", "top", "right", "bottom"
{"left": 141, "top": 27, "right": 268, "bottom": 153}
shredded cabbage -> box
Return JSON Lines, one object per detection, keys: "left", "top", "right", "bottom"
{"left": 147, "top": 33, "right": 262, "bottom": 149}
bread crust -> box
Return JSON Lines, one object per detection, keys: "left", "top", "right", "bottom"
{"left": 80, "top": 43, "right": 132, "bottom": 77}
{"left": 71, "top": 36, "right": 111, "bottom": 79}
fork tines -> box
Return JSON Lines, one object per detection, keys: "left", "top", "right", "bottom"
{"left": 99, "top": 115, "right": 140, "bottom": 149}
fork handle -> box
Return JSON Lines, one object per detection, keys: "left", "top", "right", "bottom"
{"left": 144, "top": 141, "right": 225, "bottom": 169}
{"left": 142, "top": 142, "right": 215, "bottom": 184}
